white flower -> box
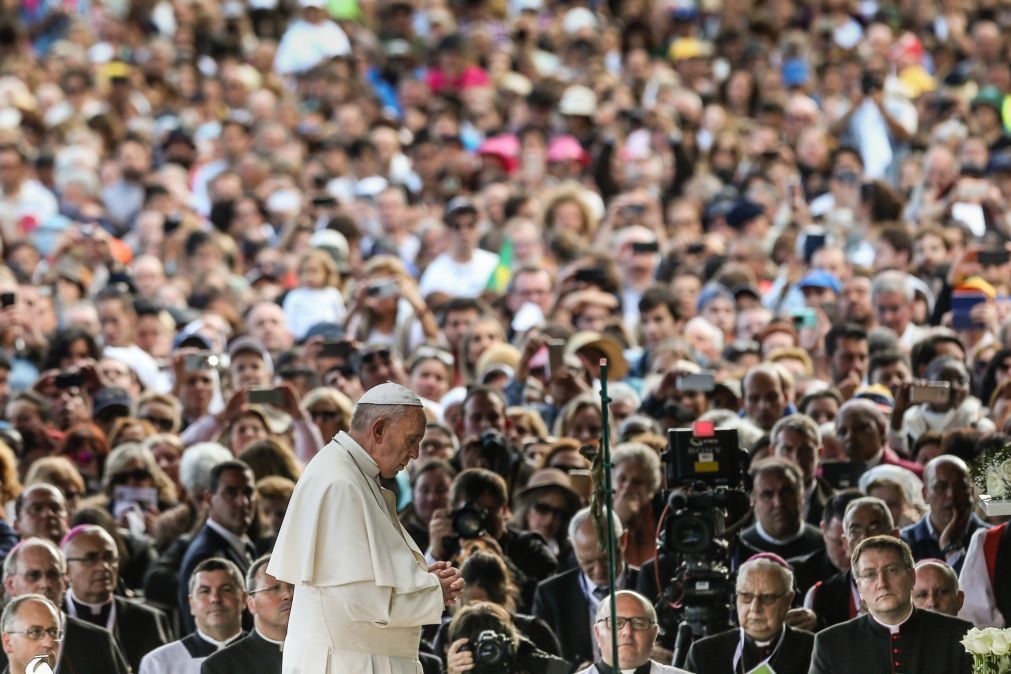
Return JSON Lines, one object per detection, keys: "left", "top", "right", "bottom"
{"left": 988, "top": 472, "right": 1005, "bottom": 498}
{"left": 964, "top": 628, "right": 994, "bottom": 655}
{"left": 991, "top": 629, "right": 1010, "bottom": 655}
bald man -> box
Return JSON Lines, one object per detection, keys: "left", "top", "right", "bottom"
{"left": 913, "top": 560, "right": 964, "bottom": 617}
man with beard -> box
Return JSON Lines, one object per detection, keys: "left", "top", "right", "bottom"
{"left": 838, "top": 276, "right": 874, "bottom": 329}
{"left": 201, "top": 555, "right": 289, "bottom": 674}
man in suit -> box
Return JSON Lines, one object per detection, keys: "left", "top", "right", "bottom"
{"left": 12, "top": 484, "right": 69, "bottom": 546}
{"left": 810, "top": 536, "right": 973, "bottom": 674}
{"left": 578, "top": 591, "right": 690, "bottom": 674}
{"left": 739, "top": 458, "right": 825, "bottom": 578}
{"left": 533, "top": 507, "right": 638, "bottom": 671}
{"left": 178, "top": 460, "right": 259, "bottom": 634}
{"left": 685, "top": 554, "right": 815, "bottom": 674}
{"left": 0, "top": 595, "right": 62, "bottom": 674}
{"left": 770, "top": 414, "right": 835, "bottom": 526}
{"left": 141, "top": 558, "right": 247, "bottom": 674}
{"left": 1, "top": 537, "right": 129, "bottom": 674}
{"left": 62, "top": 524, "right": 171, "bottom": 671}
{"left": 900, "top": 455, "right": 986, "bottom": 574}
{"left": 201, "top": 554, "right": 288, "bottom": 674}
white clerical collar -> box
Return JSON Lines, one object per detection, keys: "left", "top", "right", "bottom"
{"left": 754, "top": 519, "right": 807, "bottom": 546}
{"left": 255, "top": 628, "right": 285, "bottom": 646}
{"left": 206, "top": 518, "right": 252, "bottom": 559}
{"left": 870, "top": 606, "right": 913, "bottom": 634}
{"left": 67, "top": 587, "right": 112, "bottom": 614}
{"left": 340, "top": 431, "right": 380, "bottom": 480}
{"left": 864, "top": 447, "right": 885, "bottom": 468}
{"left": 196, "top": 628, "right": 243, "bottom": 649}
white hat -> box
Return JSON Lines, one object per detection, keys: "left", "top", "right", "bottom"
{"left": 309, "top": 229, "right": 349, "bottom": 259}
{"left": 358, "top": 382, "right": 424, "bottom": 407}
{"left": 562, "top": 6, "right": 597, "bottom": 34}
{"left": 558, "top": 85, "right": 596, "bottom": 117}
{"left": 300, "top": 0, "right": 327, "bottom": 8}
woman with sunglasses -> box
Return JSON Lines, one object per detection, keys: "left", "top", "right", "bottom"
{"left": 58, "top": 422, "right": 111, "bottom": 495}
{"left": 511, "top": 468, "right": 582, "bottom": 560}
{"left": 87, "top": 442, "right": 177, "bottom": 538}
{"left": 300, "top": 387, "right": 353, "bottom": 443}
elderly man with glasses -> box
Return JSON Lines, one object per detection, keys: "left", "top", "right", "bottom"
{"left": 61, "top": 525, "right": 170, "bottom": 672}
{"left": 685, "top": 555, "right": 814, "bottom": 674}
{"left": 810, "top": 536, "right": 972, "bottom": 674}
{"left": 1, "top": 537, "right": 129, "bottom": 673}
{"left": 0, "top": 594, "right": 63, "bottom": 674}
{"left": 579, "top": 590, "right": 690, "bottom": 674}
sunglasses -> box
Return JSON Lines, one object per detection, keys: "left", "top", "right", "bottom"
{"left": 142, "top": 415, "right": 176, "bottom": 432}
{"left": 360, "top": 349, "right": 392, "bottom": 365}
{"left": 532, "top": 502, "right": 566, "bottom": 518}
{"left": 112, "top": 468, "right": 152, "bottom": 484}
{"left": 310, "top": 410, "right": 340, "bottom": 421}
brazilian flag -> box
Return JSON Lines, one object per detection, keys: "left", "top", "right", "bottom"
{"left": 486, "top": 238, "right": 514, "bottom": 293}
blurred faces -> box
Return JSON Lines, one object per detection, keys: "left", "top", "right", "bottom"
{"left": 874, "top": 290, "right": 911, "bottom": 337}
{"left": 573, "top": 519, "right": 626, "bottom": 586}
{"left": 525, "top": 488, "right": 569, "bottom": 543}
{"left": 5, "top": 544, "right": 66, "bottom": 606}
{"left": 821, "top": 515, "right": 850, "bottom": 571}
{"left": 230, "top": 351, "right": 270, "bottom": 389}
{"left": 413, "top": 469, "right": 451, "bottom": 524}
{"left": 701, "top": 296, "right": 736, "bottom": 335}
{"left": 925, "top": 460, "right": 973, "bottom": 530}
{"left": 773, "top": 428, "right": 820, "bottom": 487}
{"left": 443, "top": 308, "right": 480, "bottom": 350}
{"left": 567, "top": 405, "right": 602, "bottom": 447}
{"left": 14, "top": 486, "right": 68, "bottom": 544}
{"left": 98, "top": 299, "right": 133, "bottom": 347}
{"left": 229, "top": 413, "right": 268, "bottom": 455}
{"left": 247, "top": 303, "right": 293, "bottom": 353}
{"left": 463, "top": 392, "right": 506, "bottom": 439}
{"left": 744, "top": 371, "right": 787, "bottom": 431}
{"left": 736, "top": 565, "right": 794, "bottom": 641}
{"left": 641, "top": 305, "right": 677, "bottom": 348}
{"left": 830, "top": 337, "right": 869, "bottom": 385}
{"left": 410, "top": 358, "right": 450, "bottom": 402}
{"left": 836, "top": 405, "right": 885, "bottom": 462}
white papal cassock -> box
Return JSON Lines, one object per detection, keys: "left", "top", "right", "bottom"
{"left": 267, "top": 431, "right": 444, "bottom": 674}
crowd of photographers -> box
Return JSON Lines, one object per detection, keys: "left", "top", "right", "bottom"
{"left": 3, "top": 0, "right": 1011, "bottom": 671}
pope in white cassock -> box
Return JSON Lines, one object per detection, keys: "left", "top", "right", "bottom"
{"left": 268, "top": 382, "right": 464, "bottom": 673}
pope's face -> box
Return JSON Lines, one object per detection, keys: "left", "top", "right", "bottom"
{"left": 375, "top": 408, "right": 427, "bottom": 478}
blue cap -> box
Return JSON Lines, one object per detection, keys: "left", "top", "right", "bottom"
{"left": 696, "top": 282, "right": 734, "bottom": 312}
{"left": 797, "top": 270, "right": 842, "bottom": 295}
{"left": 725, "top": 200, "right": 764, "bottom": 229}
{"left": 782, "top": 58, "right": 809, "bottom": 88}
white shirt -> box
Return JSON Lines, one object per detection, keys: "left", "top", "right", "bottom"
{"left": 418, "top": 249, "right": 499, "bottom": 298}
{"left": 577, "top": 661, "right": 691, "bottom": 674}
{"left": 138, "top": 630, "right": 242, "bottom": 674}
{"left": 0, "top": 178, "right": 58, "bottom": 236}
{"left": 206, "top": 518, "right": 254, "bottom": 563}
{"left": 273, "top": 19, "right": 351, "bottom": 75}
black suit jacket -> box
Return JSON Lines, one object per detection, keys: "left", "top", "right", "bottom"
{"left": 63, "top": 596, "right": 171, "bottom": 672}
{"left": 0, "top": 615, "right": 129, "bottom": 674}
{"left": 178, "top": 524, "right": 253, "bottom": 634}
{"left": 201, "top": 630, "right": 281, "bottom": 674}
{"left": 809, "top": 608, "right": 973, "bottom": 674}
{"left": 805, "top": 478, "right": 835, "bottom": 526}
{"left": 684, "top": 624, "right": 815, "bottom": 674}
{"left": 531, "top": 566, "right": 639, "bottom": 671}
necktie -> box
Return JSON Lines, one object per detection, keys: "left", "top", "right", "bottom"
{"left": 593, "top": 586, "right": 608, "bottom": 601}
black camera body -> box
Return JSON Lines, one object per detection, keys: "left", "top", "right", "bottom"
{"left": 451, "top": 502, "right": 491, "bottom": 540}
{"left": 471, "top": 630, "right": 514, "bottom": 673}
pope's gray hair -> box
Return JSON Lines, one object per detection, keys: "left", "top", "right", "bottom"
{"left": 350, "top": 403, "right": 417, "bottom": 432}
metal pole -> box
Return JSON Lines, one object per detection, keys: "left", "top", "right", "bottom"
{"left": 599, "top": 358, "right": 620, "bottom": 672}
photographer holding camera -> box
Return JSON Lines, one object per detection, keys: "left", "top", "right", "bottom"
{"left": 428, "top": 469, "right": 557, "bottom": 608}
{"left": 444, "top": 602, "right": 568, "bottom": 674}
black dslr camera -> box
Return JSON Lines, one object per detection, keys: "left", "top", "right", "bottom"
{"left": 471, "top": 630, "right": 513, "bottom": 673}
{"left": 451, "top": 502, "right": 490, "bottom": 539}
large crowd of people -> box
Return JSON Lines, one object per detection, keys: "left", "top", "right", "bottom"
{"left": 1, "top": 0, "right": 1011, "bottom": 671}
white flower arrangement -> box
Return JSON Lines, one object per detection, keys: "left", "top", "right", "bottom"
{"left": 971, "top": 445, "right": 1011, "bottom": 517}
{"left": 963, "top": 627, "right": 1011, "bottom": 673}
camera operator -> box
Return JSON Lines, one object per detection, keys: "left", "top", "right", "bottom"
{"left": 428, "top": 469, "right": 557, "bottom": 608}
{"left": 444, "top": 601, "right": 569, "bottom": 674}
{"left": 457, "top": 387, "right": 534, "bottom": 495}
{"left": 685, "top": 555, "right": 814, "bottom": 674}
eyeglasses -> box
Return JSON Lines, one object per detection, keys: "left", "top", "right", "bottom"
{"left": 412, "top": 346, "right": 454, "bottom": 367}
{"left": 112, "top": 468, "right": 152, "bottom": 484}
{"left": 142, "top": 415, "right": 176, "bottom": 432}
{"left": 18, "top": 570, "right": 63, "bottom": 584}
{"left": 596, "top": 616, "right": 654, "bottom": 631}
{"left": 856, "top": 564, "right": 909, "bottom": 583}
{"left": 845, "top": 523, "right": 890, "bottom": 539}
{"left": 310, "top": 409, "right": 340, "bottom": 422}
{"left": 737, "top": 591, "right": 788, "bottom": 606}
{"left": 6, "top": 627, "right": 62, "bottom": 641}
{"left": 532, "top": 502, "right": 565, "bottom": 518}
{"left": 24, "top": 502, "right": 66, "bottom": 517}
{"left": 66, "top": 552, "right": 119, "bottom": 567}
{"left": 249, "top": 581, "right": 294, "bottom": 595}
